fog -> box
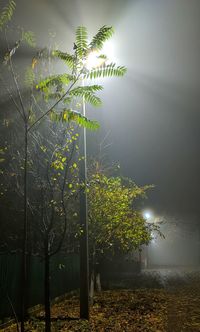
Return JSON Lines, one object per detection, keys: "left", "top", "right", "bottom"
{"left": 1, "top": 0, "right": 200, "bottom": 268}
{"left": 148, "top": 216, "right": 200, "bottom": 267}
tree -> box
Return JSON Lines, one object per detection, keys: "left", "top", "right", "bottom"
{"left": 87, "top": 170, "right": 156, "bottom": 300}
{"left": 37, "top": 25, "right": 127, "bottom": 321}
{"left": 1, "top": 21, "right": 126, "bottom": 330}
{"left": 29, "top": 122, "right": 80, "bottom": 332}
{"left": 36, "top": 25, "right": 126, "bottom": 129}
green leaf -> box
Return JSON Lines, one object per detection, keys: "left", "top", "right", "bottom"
{"left": 0, "top": 0, "right": 16, "bottom": 31}
{"left": 50, "top": 109, "right": 100, "bottom": 130}
{"left": 63, "top": 96, "right": 73, "bottom": 105}
{"left": 52, "top": 50, "right": 75, "bottom": 69}
{"left": 36, "top": 73, "right": 74, "bottom": 91}
{"left": 22, "top": 30, "right": 36, "bottom": 48}
{"left": 24, "top": 67, "right": 35, "bottom": 87}
{"left": 85, "top": 63, "right": 127, "bottom": 79}
{"left": 75, "top": 26, "right": 88, "bottom": 58}
{"left": 89, "top": 25, "right": 114, "bottom": 51}
{"left": 69, "top": 85, "right": 103, "bottom": 107}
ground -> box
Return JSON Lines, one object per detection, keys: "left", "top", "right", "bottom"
{"left": 1, "top": 267, "right": 200, "bottom": 331}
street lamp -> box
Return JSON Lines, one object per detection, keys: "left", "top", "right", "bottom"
{"left": 142, "top": 210, "right": 154, "bottom": 269}
{"left": 79, "top": 50, "right": 108, "bottom": 320}
{"left": 143, "top": 210, "right": 153, "bottom": 222}
{"left": 86, "top": 51, "right": 105, "bottom": 70}
{"left": 79, "top": 89, "right": 89, "bottom": 319}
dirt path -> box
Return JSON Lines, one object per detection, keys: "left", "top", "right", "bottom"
{"left": 142, "top": 268, "right": 200, "bottom": 332}
{"left": 167, "top": 290, "right": 190, "bottom": 331}
{"left": 166, "top": 288, "right": 200, "bottom": 331}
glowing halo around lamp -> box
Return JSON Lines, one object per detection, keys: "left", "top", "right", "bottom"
{"left": 143, "top": 210, "right": 153, "bottom": 221}
{"left": 86, "top": 51, "right": 105, "bottom": 69}
{"left": 102, "top": 40, "right": 115, "bottom": 60}
{"left": 85, "top": 40, "right": 115, "bottom": 70}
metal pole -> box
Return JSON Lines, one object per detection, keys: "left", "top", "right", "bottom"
{"left": 145, "top": 245, "right": 148, "bottom": 269}
{"left": 79, "top": 86, "right": 89, "bottom": 319}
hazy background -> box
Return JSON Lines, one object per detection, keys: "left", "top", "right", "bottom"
{"left": 1, "top": 0, "right": 200, "bottom": 264}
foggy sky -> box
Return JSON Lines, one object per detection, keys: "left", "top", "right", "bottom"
{"left": 1, "top": 0, "right": 200, "bottom": 222}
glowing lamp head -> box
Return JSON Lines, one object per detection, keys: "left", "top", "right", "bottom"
{"left": 143, "top": 210, "right": 153, "bottom": 221}
{"left": 86, "top": 51, "right": 105, "bottom": 69}
{"left": 85, "top": 41, "right": 114, "bottom": 70}
{"left": 144, "top": 212, "right": 151, "bottom": 220}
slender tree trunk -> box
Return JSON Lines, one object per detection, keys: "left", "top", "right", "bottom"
{"left": 89, "top": 268, "right": 95, "bottom": 305}
{"left": 20, "top": 124, "right": 28, "bottom": 332}
{"left": 89, "top": 265, "right": 101, "bottom": 305}
{"left": 44, "top": 239, "right": 51, "bottom": 332}
{"left": 96, "top": 272, "right": 101, "bottom": 292}
{"left": 89, "top": 248, "right": 96, "bottom": 305}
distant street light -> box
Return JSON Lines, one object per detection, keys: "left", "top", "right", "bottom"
{"left": 143, "top": 210, "right": 153, "bottom": 221}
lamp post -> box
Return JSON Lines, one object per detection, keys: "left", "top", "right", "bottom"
{"left": 79, "top": 80, "right": 89, "bottom": 319}
{"left": 143, "top": 210, "right": 153, "bottom": 269}
{"left": 79, "top": 52, "right": 106, "bottom": 320}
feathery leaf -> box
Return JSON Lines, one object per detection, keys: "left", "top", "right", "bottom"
{"left": 69, "top": 85, "right": 103, "bottom": 107}
{"left": 52, "top": 50, "right": 75, "bottom": 69}
{"left": 50, "top": 109, "right": 100, "bottom": 130}
{"left": 36, "top": 74, "right": 75, "bottom": 91}
{"left": 24, "top": 67, "right": 35, "bottom": 87}
{"left": 89, "top": 25, "right": 114, "bottom": 51}
{"left": 75, "top": 26, "right": 88, "bottom": 58}
{"left": 22, "top": 30, "right": 36, "bottom": 48}
{"left": 85, "top": 63, "right": 127, "bottom": 79}
{"left": 0, "top": 0, "right": 16, "bottom": 31}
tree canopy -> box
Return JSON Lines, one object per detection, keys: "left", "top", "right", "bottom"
{"left": 88, "top": 171, "right": 153, "bottom": 258}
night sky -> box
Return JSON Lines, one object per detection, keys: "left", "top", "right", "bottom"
{"left": 1, "top": 0, "right": 200, "bottom": 223}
